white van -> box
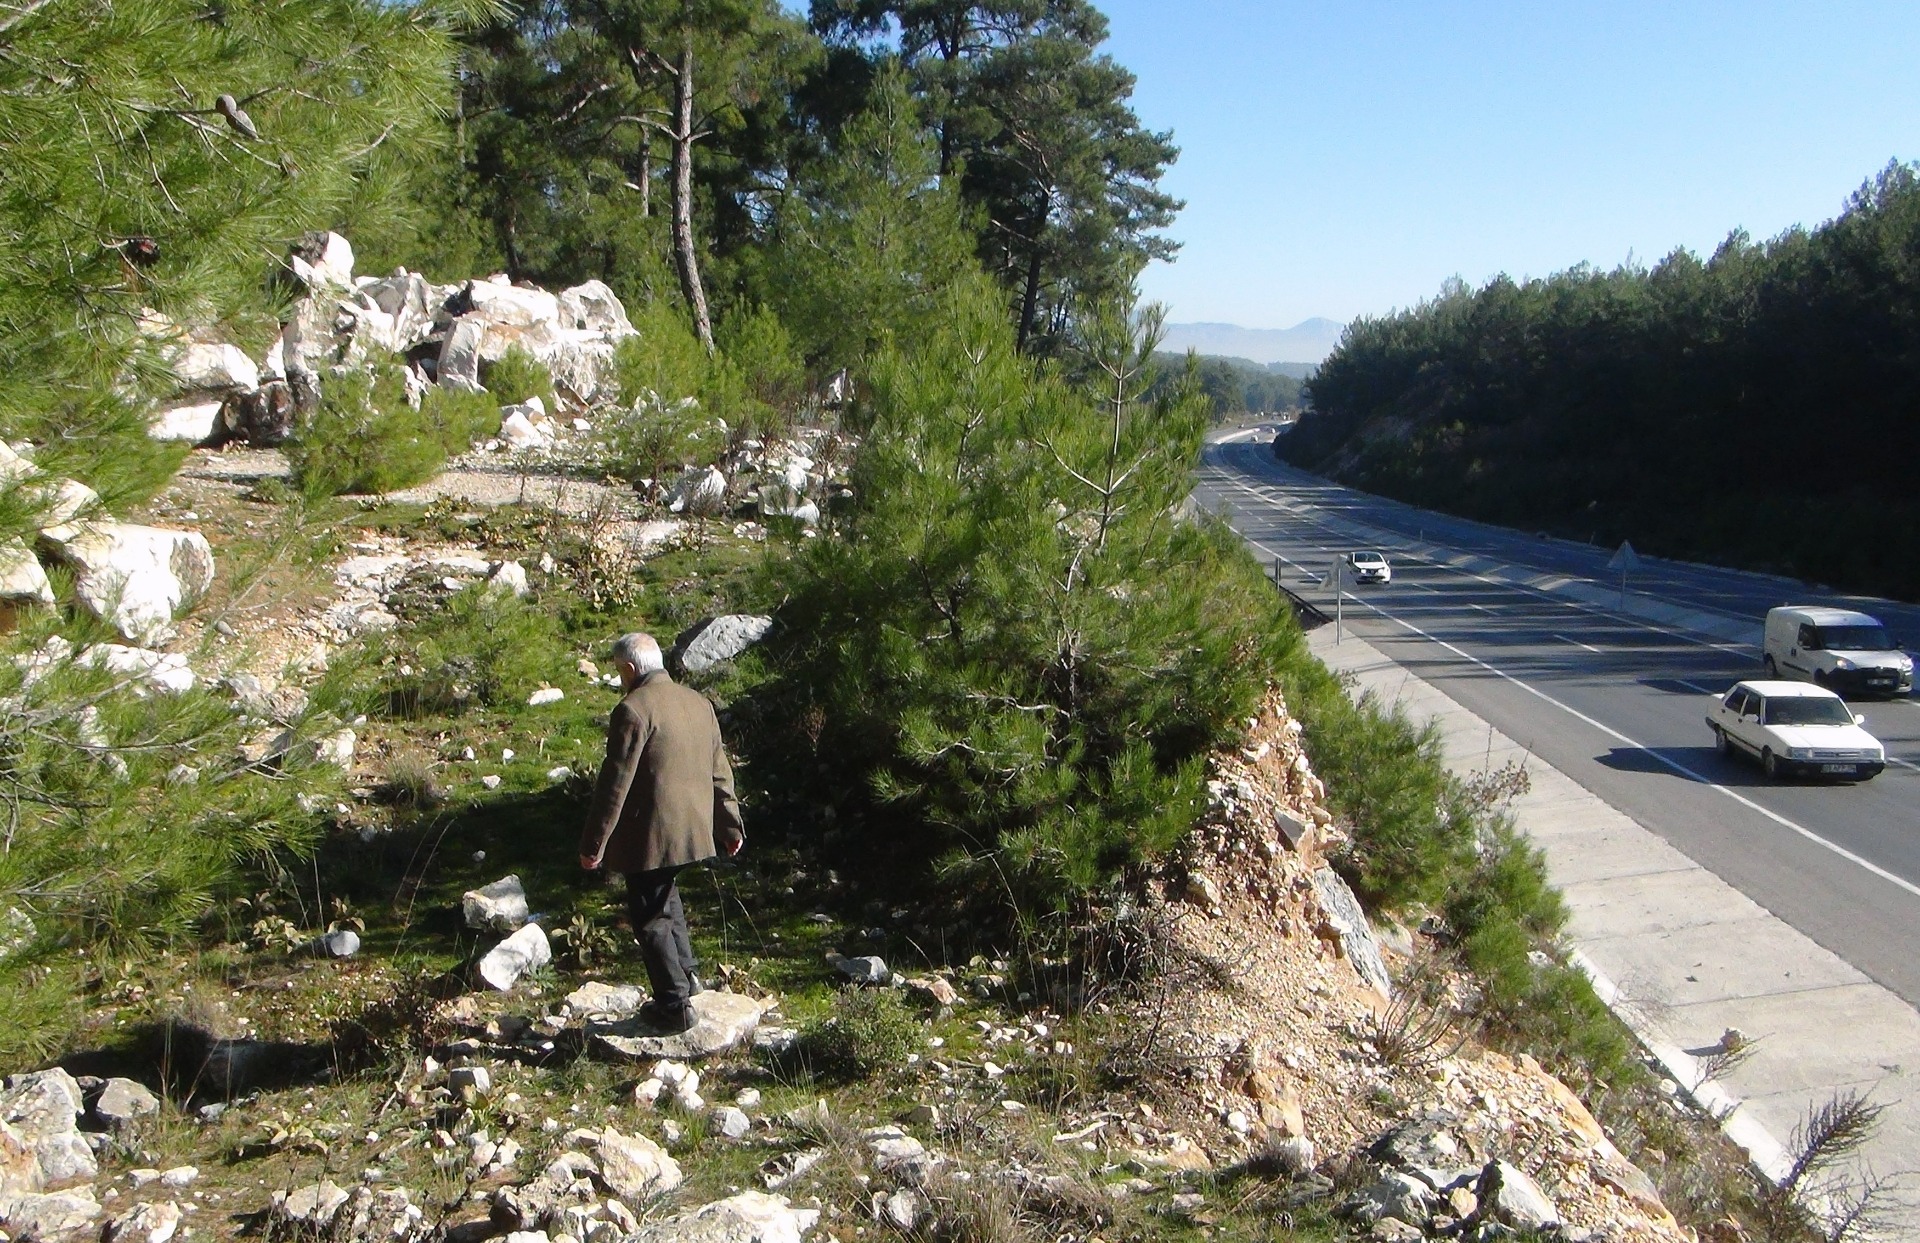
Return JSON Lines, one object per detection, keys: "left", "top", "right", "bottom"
{"left": 1762, "top": 606, "right": 1913, "bottom": 699}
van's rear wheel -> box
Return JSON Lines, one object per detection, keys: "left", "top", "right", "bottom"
{"left": 1764, "top": 655, "right": 1779, "bottom": 678}
{"left": 1763, "top": 748, "right": 1783, "bottom": 779}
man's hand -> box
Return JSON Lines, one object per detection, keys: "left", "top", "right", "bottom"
{"left": 579, "top": 853, "right": 602, "bottom": 871}
{"left": 725, "top": 835, "right": 744, "bottom": 857}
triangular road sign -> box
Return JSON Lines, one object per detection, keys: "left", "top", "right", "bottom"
{"left": 1607, "top": 541, "right": 1641, "bottom": 573}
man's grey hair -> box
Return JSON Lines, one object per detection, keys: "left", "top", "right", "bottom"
{"left": 607, "top": 632, "right": 664, "bottom": 674}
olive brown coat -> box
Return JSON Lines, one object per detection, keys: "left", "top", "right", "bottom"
{"left": 580, "top": 670, "right": 743, "bottom": 873}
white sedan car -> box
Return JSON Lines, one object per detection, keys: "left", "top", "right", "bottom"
{"left": 1347, "top": 551, "right": 1392, "bottom": 584}
{"left": 1706, "top": 680, "right": 1885, "bottom": 781}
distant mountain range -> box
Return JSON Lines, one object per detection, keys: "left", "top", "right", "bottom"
{"left": 1161, "top": 318, "right": 1346, "bottom": 366}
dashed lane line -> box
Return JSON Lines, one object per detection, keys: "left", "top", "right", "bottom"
{"left": 1209, "top": 472, "right": 1920, "bottom": 904}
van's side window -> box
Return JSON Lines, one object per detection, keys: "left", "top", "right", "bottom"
{"left": 1798, "top": 624, "right": 1820, "bottom": 650}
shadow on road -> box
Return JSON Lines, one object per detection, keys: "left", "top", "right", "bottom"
{"left": 1596, "top": 746, "right": 1774, "bottom": 789}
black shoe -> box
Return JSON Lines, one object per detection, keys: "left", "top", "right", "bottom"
{"left": 636, "top": 999, "right": 696, "bottom": 1033}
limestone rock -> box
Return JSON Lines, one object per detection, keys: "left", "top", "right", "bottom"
{"left": 561, "top": 981, "right": 644, "bottom": 1021}
{"left": 449, "top": 1066, "right": 492, "bottom": 1101}
{"left": 0, "top": 1070, "right": 91, "bottom": 1189}
{"left": 92, "top": 1079, "right": 159, "bottom": 1129}
{"left": 78, "top": 644, "right": 196, "bottom": 695}
{"left": 625, "top": 1191, "right": 818, "bottom": 1243}
{"left": 0, "top": 539, "right": 53, "bottom": 606}
{"left": 586, "top": 1127, "right": 682, "bottom": 1202}
{"left": 289, "top": 231, "right": 356, "bottom": 291}
{"left": 148, "top": 398, "right": 225, "bottom": 444}
{"left": 557, "top": 281, "right": 634, "bottom": 337}
{"left": 29, "top": 477, "right": 100, "bottom": 544}
{"left": 709, "top": 1106, "right": 751, "bottom": 1140}
{"left": 829, "top": 954, "right": 889, "bottom": 986}
{"left": 463, "top": 875, "right": 530, "bottom": 933}
{"left": 501, "top": 410, "right": 554, "bottom": 451}
{"left": 172, "top": 342, "right": 259, "bottom": 394}
{"left": 1491, "top": 1161, "right": 1559, "bottom": 1232}
{"left": 0, "top": 1120, "right": 40, "bottom": 1197}
{"left": 666, "top": 466, "right": 727, "bottom": 515}
{"left": 672, "top": 614, "right": 774, "bottom": 675}
{"left": 1347, "top": 1170, "right": 1432, "bottom": 1226}
{"left": 863, "top": 1127, "right": 932, "bottom": 1184}
{"left": 273, "top": 1180, "right": 352, "bottom": 1231}
{"left": 478, "top": 923, "right": 551, "bottom": 991}
{"left": 590, "top": 990, "right": 765, "bottom": 1061}
{"left": 1309, "top": 866, "right": 1392, "bottom": 999}
{"left": 106, "top": 1198, "right": 181, "bottom": 1243}
{"left": 52, "top": 522, "right": 215, "bottom": 645}
{"left": 0, "top": 1188, "right": 103, "bottom": 1240}
{"left": 334, "top": 1186, "right": 426, "bottom": 1243}
{"left": 903, "top": 976, "right": 959, "bottom": 1008}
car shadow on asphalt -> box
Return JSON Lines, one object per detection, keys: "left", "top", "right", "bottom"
{"left": 1596, "top": 745, "right": 1780, "bottom": 789}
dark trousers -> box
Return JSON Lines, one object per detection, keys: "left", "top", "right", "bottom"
{"left": 625, "top": 866, "right": 696, "bottom": 1011}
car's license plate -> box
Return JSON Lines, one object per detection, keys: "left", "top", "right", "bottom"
{"left": 1821, "top": 763, "right": 1857, "bottom": 774}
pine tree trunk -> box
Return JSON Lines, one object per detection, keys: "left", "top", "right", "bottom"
{"left": 640, "top": 141, "right": 651, "bottom": 218}
{"left": 670, "top": 33, "right": 715, "bottom": 353}
{"left": 1016, "top": 242, "right": 1043, "bottom": 351}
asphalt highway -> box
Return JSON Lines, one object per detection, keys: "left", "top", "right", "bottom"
{"left": 1199, "top": 434, "right": 1920, "bottom": 1006}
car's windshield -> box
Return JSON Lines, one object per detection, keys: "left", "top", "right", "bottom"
{"left": 1762, "top": 697, "right": 1856, "bottom": 726}
{"left": 1353, "top": 553, "right": 1384, "bottom": 565}
{"left": 1811, "top": 625, "right": 1896, "bottom": 652}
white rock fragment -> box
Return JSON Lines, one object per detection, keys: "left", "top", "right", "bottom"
{"left": 478, "top": 923, "right": 551, "bottom": 990}
{"left": 463, "top": 875, "right": 530, "bottom": 933}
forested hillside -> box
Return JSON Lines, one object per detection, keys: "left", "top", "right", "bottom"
{"left": 1285, "top": 163, "right": 1920, "bottom": 600}
{"left": 1148, "top": 351, "right": 1305, "bottom": 420}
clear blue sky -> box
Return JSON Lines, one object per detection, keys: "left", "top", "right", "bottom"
{"left": 1096, "top": 1, "right": 1920, "bottom": 329}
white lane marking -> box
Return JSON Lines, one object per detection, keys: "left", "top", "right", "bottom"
{"left": 1469, "top": 603, "right": 1494, "bottom": 614}
{"left": 1555, "top": 634, "right": 1604, "bottom": 655}
{"left": 1213, "top": 485, "right": 1920, "bottom": 903}
{"left": 1204, "top": 448, "right": 1755, "bottom": 656}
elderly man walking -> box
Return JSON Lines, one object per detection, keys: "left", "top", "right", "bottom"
{"left": 580, "top": 632, "right": 744, "bottom": 1033}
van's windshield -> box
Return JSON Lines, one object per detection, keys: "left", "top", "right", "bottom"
{"left": 1763, "top": 697, "right": 1856, "bottom": 727}
{"left": 1810, "top": 625, "right": 1896, "bottom": 652}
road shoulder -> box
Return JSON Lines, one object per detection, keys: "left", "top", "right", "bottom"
{"left": 1307, "top": 625, "right": 1920, "bottom": 1206}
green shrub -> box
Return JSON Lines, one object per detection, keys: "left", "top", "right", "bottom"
{"left": 0, "top": 616, "right": 344, "bottom": 1063}
{"left": 614, "top": 301, "right": 712, "bottom": 408}
{"left": 745, "top": 284, "right": 1294, "bottom": 913}
{"left": 1286, "top": 678, "right": 1474, "bottom": 911}
{"left": 483, "top": 344, "right": 555, "bottom": 409}
{"left": 286, "top": 364, "right": 498, "bottom": 498}
{"left": 377, "top": 583, "right": 570, "bottom": 716}
{"left": 800, "top": 986, "right": 923, "bottom": 1080}
{"left": 720, "top": 304, "right": 806, "bottom": 438}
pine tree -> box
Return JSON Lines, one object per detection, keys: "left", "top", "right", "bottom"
{"left": 764, "top": 67, "right": 975, "bottom": 369}
{"left": 756, "top": 277, "right": 1293, "bottom": 912}
{"left": 0, "top": 0, "right": 488, "bottom": 501}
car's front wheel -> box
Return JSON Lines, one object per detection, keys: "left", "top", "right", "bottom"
{"left": 1762, "top": 748, "right": 1783, "bottom": 779}
{"left": 1713, "top": 726, "right": 1730, "bottom": 756}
